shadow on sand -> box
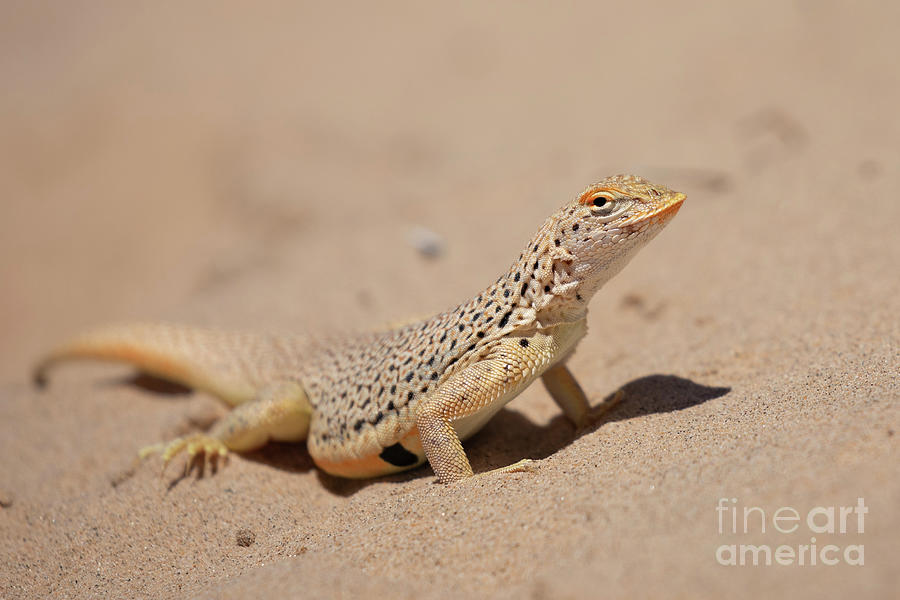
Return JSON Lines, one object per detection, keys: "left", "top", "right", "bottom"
{"left": 316, "top": 374, "right": 730, "bottom": 496}
{"left": 115, "top": 372, "right": 730, "bottom": 495}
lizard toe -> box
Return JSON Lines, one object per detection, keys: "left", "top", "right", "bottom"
{"left": 139, "top": 434, "right": 229, "bottom": 476}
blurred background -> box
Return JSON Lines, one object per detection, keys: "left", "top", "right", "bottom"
{"left": 3, "top": 2, "right": 897, "bottom": 381}
{"left": 2, "top": 3, "right": 899, "bottom": 598}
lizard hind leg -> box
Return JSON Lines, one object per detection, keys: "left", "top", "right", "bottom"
{"left": 140, "top": 380, "right": 312, "bottom": 472}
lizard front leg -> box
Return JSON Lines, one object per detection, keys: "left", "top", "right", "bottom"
{"left": 541, "top": 363, "right": 591, "bottom": 427}
{"left": 416, "top": 335, "right": 558, "bottom": 483}
{"left": 542, "top": 363, "right": 625, "bottom": 429}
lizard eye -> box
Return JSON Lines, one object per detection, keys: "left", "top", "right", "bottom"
{"left": 589, "top": 194, "right": 616, "bottom": 214}
{"left": 589, "top": 196, "right": 632, "bottom": 222}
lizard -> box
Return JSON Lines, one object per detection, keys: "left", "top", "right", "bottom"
{"left": 33, "top": 174, "right": 685, "bottom": 484}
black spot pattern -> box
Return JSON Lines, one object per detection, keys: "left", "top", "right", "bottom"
{"left": 379, "top": 443, "right": 418, "bottom": 467}
{"left": 302, "top": 204, "right": 588, "bottom": 453}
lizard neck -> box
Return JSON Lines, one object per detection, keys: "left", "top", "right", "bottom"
{"left": 426, "top": 204, "right": 645, "bottom": 352}
{"left": 456, "top": 215, "right": 592, "bottom": 336}
{"left": 484, "top": 202, "right": 664, "bottom": 330}
{"left": 496, "top": 216, "right": 591, "bottom": 329}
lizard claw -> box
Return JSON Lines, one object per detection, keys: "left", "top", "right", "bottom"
{"left": 477, "top": 458, "right": 537, "bottom": 479}
{"left": 500, "top": 458, "right": 536, "bottom": 474}
{"left": 597, "top": 388, "right": 625, "bottom": 418}
{"left": 575, "top": 388, "right": 626, "bottom": 432}
{"left": 139, "top": 433, "right": 229, "bottom": 476}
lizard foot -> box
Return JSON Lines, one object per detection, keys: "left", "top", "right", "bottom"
{"left": 478, "top": 458, "right": 537, "bottom": 479}
{"left": 576, "top": 388, "right": 626, "bottom": 432}
{"left": 139, "top": 433, "right": 229, "bottom": 475}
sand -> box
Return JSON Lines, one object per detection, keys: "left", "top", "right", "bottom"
{"left": 1, "top": 2, "right": 898, "bottom": 598}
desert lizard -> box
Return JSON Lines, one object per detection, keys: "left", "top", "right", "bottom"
{"left": 34, "top": 174, "right": 685, "bottom": 484}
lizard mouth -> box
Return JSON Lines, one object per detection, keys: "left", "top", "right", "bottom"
{"left": 617, "top": 192, "right": 685, "bottom": 230}
{"left": 646, "top": 192, "right": 686, "bottom": 223}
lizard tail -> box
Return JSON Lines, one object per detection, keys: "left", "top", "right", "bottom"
{"left": 33, "top": 323, "right": 301, "bottom": 406}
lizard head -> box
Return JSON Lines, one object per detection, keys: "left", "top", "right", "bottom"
{"left": 516, "top": 175, "right": 684, "bottom": 324}
{"left": 497, "top": 174, "right": 684, "bottom": 327}
{"left": 559, "top": 174, "right": 685, "bottom": 296}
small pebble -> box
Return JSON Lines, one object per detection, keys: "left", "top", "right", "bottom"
{"left": 236, "top": 528, "right": 255, "bottom": 547}
{"left": 407, "top": 226, "right": 445, "bottom": 259}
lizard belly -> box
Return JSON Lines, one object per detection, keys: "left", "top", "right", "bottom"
{"left": 312, "top": 399, "right": 508, "bottom": 479}
{"left": 451, "top": 383, "right": 529, "bottom": 441}
{"left": 452, "top": 401, "right": 506, "bottom": 442}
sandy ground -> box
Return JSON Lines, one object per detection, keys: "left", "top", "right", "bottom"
{"left": 1, "top": 1, "right": 898, "bottom": 598}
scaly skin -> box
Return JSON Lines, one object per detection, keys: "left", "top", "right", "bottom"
{"left": 34, "top": 174, "right": 685, "bottom": 483}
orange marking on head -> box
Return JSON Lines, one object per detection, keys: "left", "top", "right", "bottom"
{"left": 648, "top": 193, "right": 686, "bottom": 222}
